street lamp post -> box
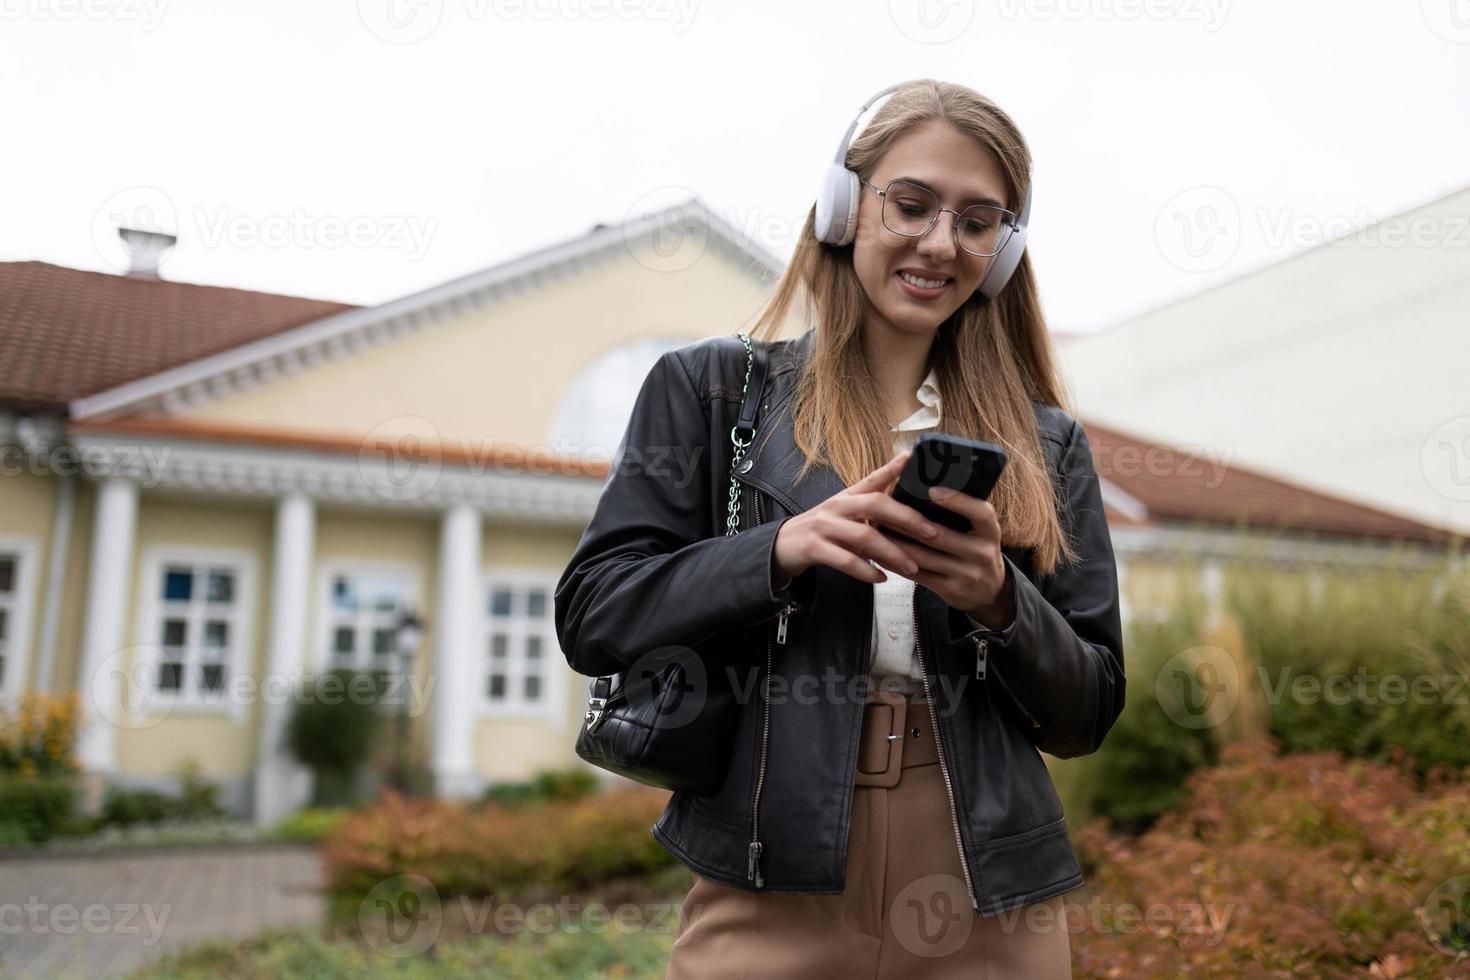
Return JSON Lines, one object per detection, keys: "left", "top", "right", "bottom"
{"left": 390, "top": 609, "right": 425, "bottom": 794}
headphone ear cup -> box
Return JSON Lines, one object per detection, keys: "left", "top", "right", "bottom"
{"left": 815, "top": 164, "right": 861, "bottom": 246}
{"left": 976, "top": 187, "right": 1032, "bottom": 299}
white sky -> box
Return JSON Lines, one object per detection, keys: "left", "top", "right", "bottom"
{"left": 3, "top": 0, "right": 1468, "bottom": 333}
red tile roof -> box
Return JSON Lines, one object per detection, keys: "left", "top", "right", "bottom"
{"left": 1083, "top": 420, "right": 1455, "bottom": 546}
{"left": 0, "top": 261, "right": 354, "bottom": 412}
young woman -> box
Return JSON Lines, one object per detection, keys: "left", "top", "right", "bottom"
{"left": 555, "top": 78, "right": 1124, "bottom": 979}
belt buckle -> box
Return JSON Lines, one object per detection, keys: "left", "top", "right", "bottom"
{"left": 855, "top": 690, "right": 907, "bottom": 787}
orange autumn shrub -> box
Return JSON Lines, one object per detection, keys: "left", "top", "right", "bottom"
{"left": 321, "top": 783, "right": 673, "bottom": 902}
{"left": 1069, "top": 736, "right": 1470, "bottom": 978}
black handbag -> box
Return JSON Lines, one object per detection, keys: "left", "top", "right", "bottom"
{"left": 574, "top": 331, "right": 770, "bottom": 795}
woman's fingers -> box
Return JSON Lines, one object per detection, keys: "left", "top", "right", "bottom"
{"left": 845, "top": 449, "right": 911, "bottom": 495}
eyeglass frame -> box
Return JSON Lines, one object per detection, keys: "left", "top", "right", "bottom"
{"left": 861, "top": 178, "right": 1019, "bottom": 257}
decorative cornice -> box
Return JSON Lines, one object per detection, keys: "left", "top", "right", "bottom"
{"left": 67, "top": 429, "right": 605, "bottom": 522}
{"left": 69, "top": 197, "right": 784, "bottom": 421}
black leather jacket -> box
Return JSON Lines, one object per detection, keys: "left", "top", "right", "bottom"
{"left": 554, "top": 328, "right": 1125, "bottom": 918}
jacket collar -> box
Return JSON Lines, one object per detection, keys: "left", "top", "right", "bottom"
{"left": 733, "top": 329, "right": 849, "bottom": 516}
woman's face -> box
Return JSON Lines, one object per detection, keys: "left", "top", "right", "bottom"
{"left": 851, "top": 119, "right": 1012, "bottom": 341}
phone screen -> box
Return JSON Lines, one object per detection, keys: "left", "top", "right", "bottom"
{"left": 883, "top": 433, "right": 1007, "bottom": 545}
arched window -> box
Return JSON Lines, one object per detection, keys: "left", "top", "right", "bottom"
{"left": 549, "top": 336, "right": 692, "bottom": 456}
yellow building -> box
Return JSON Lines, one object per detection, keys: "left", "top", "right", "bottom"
{"left": 0, "top": 198, "right": 1455, "bottom": 823}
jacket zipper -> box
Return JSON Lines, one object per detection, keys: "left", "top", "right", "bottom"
{"left": 973, "top": 636, "right": 1042, "bottom": 729}
{"left": 748, "top": 489, "right": 795, "bottom": 889}
{"left": 914, "top": 586, "right": 981, "bottom": 914}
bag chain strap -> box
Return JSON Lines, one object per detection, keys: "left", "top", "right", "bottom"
{"left": 724, "top": 332, "right": 757, "bottom": 538}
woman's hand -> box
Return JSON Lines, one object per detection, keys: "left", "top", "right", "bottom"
{"left": 771, "top": 450, "right": 944, "bottom": 586}
{"left": 892, "top": 485, "right": 1015, "bottom": 629}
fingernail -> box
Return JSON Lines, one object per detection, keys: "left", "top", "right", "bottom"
{"left": 921, "top": 522, "right": 938, "bottom": 537}
{"left": 929, "top": 486, "right": 955, "bottom": 499}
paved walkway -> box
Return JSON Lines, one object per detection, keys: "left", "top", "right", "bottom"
{"left": 0, "top": 844, "right": 324, "bottom": 978}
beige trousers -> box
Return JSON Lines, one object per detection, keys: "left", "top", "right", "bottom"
{"left": 665, "top": 688, "right": 1073, "bottom": 979}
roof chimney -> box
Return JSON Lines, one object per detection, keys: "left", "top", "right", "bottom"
{"left": 117, "top": 226, "right": 177, "bottom": 280}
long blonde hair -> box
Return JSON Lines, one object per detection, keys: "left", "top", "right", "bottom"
{"left": 746, "top": 78, "right": 1078, "bottom": 574}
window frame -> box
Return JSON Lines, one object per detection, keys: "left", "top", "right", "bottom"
{"left": 0, "top": 536, "right": 39, "bottom": 709}
{"left": 479, "top": 565, "right": 564, "bottom": 726}
{"left": 133, "top": 545, "right": 256, "bottom": 720}
{"left": 313, "top": 559, "right": 422, "bottom": 683}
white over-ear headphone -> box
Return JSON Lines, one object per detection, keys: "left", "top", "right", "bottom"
{"left": 812, "top": 82, "right": 1033, "bottom": 301}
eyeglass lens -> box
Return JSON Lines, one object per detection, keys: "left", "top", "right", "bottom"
{"left": 881, "top": 179, "right": 1011, "bottom": 256}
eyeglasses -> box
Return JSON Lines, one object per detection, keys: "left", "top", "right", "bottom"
{"left": 862, "top": 178, "right": 1017, "bottom": 257}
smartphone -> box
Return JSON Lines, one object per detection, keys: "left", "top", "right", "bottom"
{"left": 882, "top": 433, "right": 1007, "bottom": 547}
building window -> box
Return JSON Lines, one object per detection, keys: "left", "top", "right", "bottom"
{"left": 0, "top": 553, "right": 17, "bottom": 694}
{"left": 139, "top": 550, "right": 253, "bottom": 712}
{"left": 320, "top": 565, "right": 415, "bottom": 678}
{"left": 483, "top": 570, "right": 560, "bottom": 718}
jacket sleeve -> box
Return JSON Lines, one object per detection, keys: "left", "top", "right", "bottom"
{"left": 945, "top": 418, "right": 1126, "bottom": 758}
{"left": 554, "top": 348, "right": 816, "bottom": 679}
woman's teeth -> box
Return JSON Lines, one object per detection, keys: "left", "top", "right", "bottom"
{"left": 899, "top": 271, "right": 949, "bottom": 289}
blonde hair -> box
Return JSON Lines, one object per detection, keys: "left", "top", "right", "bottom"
{"left": 746, "top": 77, "right": 1078, "bottom": 573}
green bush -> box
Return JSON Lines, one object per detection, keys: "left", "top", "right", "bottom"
{"left": 170, "top": 757, "right": 226, "bottom": 821}
{"left": 1074, "top": 545, "right": 1470, "bottom": 833}
{"left": 0, "top": 772, "right": 77, "bottom": 842}
{"left": 100, "top": 786, "right": 173, "bottom": 827}
{"left": 481, "top": 767, "right": 600, "bottom": 808}
{"left": 268, "top": 807, "right": 351, "bottom": 843}
{"left": 284, "top": 669, "right": 389, "bottom": 807}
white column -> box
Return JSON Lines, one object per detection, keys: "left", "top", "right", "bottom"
{"left": 76, "top": 477, "right": 139, "bottom": 775}
{"left": 253, "top": 493, "right": 315, "bottom": 826}
{"left": 433, "top": 503, "right": 482, "bottom": 798}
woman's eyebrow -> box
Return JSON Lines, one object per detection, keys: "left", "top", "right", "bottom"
{"left": 893, "top": 175, "right": 1005, "bottom": 209}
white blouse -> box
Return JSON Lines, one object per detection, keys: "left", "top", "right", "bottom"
{"left": 866, "top": 365, "right": 942, "bottom": 692}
